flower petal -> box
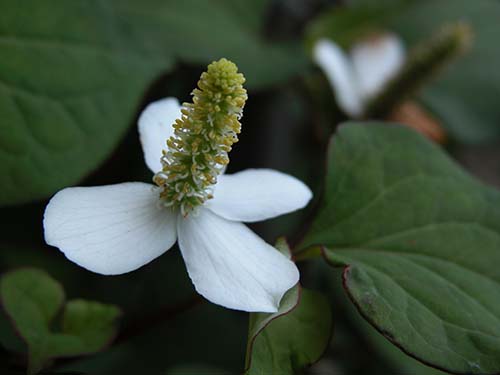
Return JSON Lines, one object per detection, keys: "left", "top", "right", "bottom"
{"left": 351, "top": 33, "right": 405, "bottom": 101}
{"left": 313, "top": 38, "right": 363, "bottom": 117}
{"left": 177, "top": 208, "right": 299, "bottom": 312}
{"left": 44, "top": 182, "right": 177, "bottom": 275}
{"left": 206, "top": 169, "right": 312, "bottom": 223}
{"left": 138, "top": 97, "right": 182, "bottom": 173}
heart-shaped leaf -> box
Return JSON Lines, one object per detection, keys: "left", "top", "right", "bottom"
{"left": 0, "top": 268, "right": 120, "bottom": 374}
{"left": 0, "top": 0, "right": 306, "bottom": 206}
{"left": 306, "top": 0, "right": 500, "bottom": 144}
{"left": 300, "top": 122, "right": 500, "bottom": 374}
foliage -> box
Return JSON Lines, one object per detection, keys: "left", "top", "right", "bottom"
{"left": 301, "top": 123, "right": 500, "bottom": 374}
{"left": 0, "top": 0, "right": 305, "bottom": 206}
{"left": 0, "top": 268, "right": 120, "bottom": 374}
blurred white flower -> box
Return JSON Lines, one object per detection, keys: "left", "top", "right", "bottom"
{"left": 313, "top": 33, "right": 405, "bottom": 117}
{"left": 43, "top": 97, "right": 311, "bottom": 313}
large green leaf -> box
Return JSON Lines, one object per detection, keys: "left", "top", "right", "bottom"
{"left": 300, "top": 122, "right": 500, "bottom": 374}
{"left": 306, "top": 0, "right": 500, "bottom": 144}
{"left": 0, "top": 0, "right": 306, "bottom": 206}
{"left": 0, "top": 0, "right": 163, "bottom": 206}
{"left": 0, "top": 268, "right": 120, "bottom": 374}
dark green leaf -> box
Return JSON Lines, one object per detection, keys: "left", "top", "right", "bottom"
{"left": 0, "top": 268, "right": 120, "bottom": 374}
{"left": 0, "top": 0, "right": 165, "bottom": 206}
{"left": 0, "top": 0, "right": 306, "bottom": 205}
{"left": 315, "top": 261, "right": 447, "bottom": 374}
{"left": 61, "top": 299, "right": 121, "bottom": 354}
{"left": 245, "top": 286, "right": 331, "bottom": 375}
{"left": 244, "top": 238, "right": 300, "bottom": 368}
{"left": 111, "top": 0, "right": 306, "bottom": 89}
{"left": 305, "top": 0, "right": 408, "bottom": 49}
{"left": 300, "top": 122, "right": 500, "bottom": 374}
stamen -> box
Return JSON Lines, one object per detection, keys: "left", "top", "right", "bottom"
{"left": 153, "top": 58, "right": 247, "bottom": 215}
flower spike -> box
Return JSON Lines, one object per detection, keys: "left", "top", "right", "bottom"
{"left": 153, "top": 58, "right": 248, "bottom": 215}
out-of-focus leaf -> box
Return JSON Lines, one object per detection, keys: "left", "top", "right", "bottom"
{"left": 62, "top": 299, "right": 121, "bottom": 352}
{"left": 306, "top": 0, "right": 500, "bottom": 144}
{"left": 58, "top": 301, "right": 247, "bottom": 374}
{"left": 0, "top": 0, "right": 165, "bottom": 206}
{"left": 0, "top": 0, "right": 306, "bottom": 206}
{"left": 305, "top": 0, "right": 408, "bottom": 49}
{"left": 0, "top": 268, "right": 120, "bottom": 374}
{"left": 300, "top": 122, "right": 500, "bottom": 374}
{"left": 113, "top": 0, "right": 306, "bottom": 88}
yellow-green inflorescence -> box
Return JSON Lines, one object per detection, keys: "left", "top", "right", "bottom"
{"left": 153, "top": 58, "right": 247, "bottom": 216}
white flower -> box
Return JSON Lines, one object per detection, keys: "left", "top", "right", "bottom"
{"left": 313, "top": 33, "right": 405, "bottom": 117}
{"left": 43, "top": 98, "right": 312, "bottom": 313}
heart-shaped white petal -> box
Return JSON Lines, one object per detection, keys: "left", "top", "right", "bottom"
{"left": 138, "top": 97, "right": 182, "bottom": 173}
{"left": 177, "top": 208, "right": 299, "bottom": 312}
{"left": 313, "top": 38, "right": 363, "bottom": 117}
{"left": 206, "top": 169, "right": 312, "bottom": 223}
{"left": 351, "top": 33, "right": 405, "bottom": 101}
{"left": 44, "top": 182, "right": 177, "bottom": 275}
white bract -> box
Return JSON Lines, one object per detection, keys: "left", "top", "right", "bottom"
{"left": 313, "top": 33, "right": 405, "bottom": 117}
{"left": 44, "top": 97, "right": 311, "bottom": 313}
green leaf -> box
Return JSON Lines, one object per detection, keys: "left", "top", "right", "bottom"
{"left": 315, "top": 262, "right": 447, "bottom": 374}
{"left": 110, "top": 0, "right": 307, "bottom": 89}
{"left": 246, "top": 237, "right": 301, "bottom": 347}
{"left": 305, "top": 0, "right": 408, "bottom": 49}
{"left": 245, "top": 239, "right": 331, "bottom": 374}
{"left": 359, "top": 311, "right": 448, "bottom": 375}
{"left": 306, "top": 0, "right": 500, "bottom": 144}
{"left": 61, "top": 299, "right": 121, "bottom": 354}
{"left": 245, "top": 237, "right": 301, "bottom": 368}
{"left": 0, "top": 268, "right": 120, "bottom": 374}
{"left": 245, "top": 286, "right": 332, "bottom": 375}
{"left": 300, "top": 122, "right": 500, "bottom": 374}
{"left": 0, "top": 0, "right": 165, "bottom": 206}
{"left": 0, "top": 0, "right": 306, "bottom": 206}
